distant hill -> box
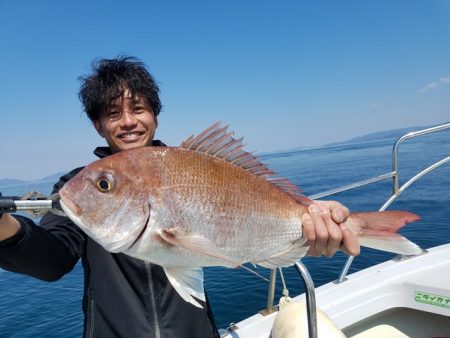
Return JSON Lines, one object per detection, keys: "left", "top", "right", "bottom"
{"left": 325, "top": 125, "right": 431, "bottom": 146}
{"left": 37, "top": 172, "right": 66, "bottom": 182}
{"left": 0, "top": 178, "right": 26, "bottom": 186}
{"left": 261, "top": 123, "right": 444, "bottom": 156}
{"left": 0, "top": 172, "right": 65, "bottom": 187}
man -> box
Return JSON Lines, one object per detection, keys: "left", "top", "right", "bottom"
{"left": 0, "top": 56, "right": 359, "bottom": 337}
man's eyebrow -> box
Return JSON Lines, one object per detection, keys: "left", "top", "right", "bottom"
{"left": 107, "top": 103, "right": 120, "bottom": 110}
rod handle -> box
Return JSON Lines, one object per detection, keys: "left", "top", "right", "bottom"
{"left": 0, "top": 194, "right": 19, "bottom": 213}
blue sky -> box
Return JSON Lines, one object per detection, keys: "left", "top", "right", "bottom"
{"left": 1, "top": 1, "right": 449, "bottom": 180}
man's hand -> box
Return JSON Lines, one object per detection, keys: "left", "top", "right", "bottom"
{"left": 0, "top": 213, "right": 21, "bottom": 241}
{"left": 302, "top": 200, "right": 360, "bottom": 257}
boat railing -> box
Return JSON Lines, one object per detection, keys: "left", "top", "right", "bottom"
{"left": 263, "top": 122, "right": 450, "bottom": 337}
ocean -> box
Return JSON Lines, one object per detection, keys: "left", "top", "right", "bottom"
{"left": 0, "top": 130, "right": 449, "bottom": 337}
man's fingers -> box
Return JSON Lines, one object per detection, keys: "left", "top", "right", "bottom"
{"left": 340, "top": 223, "right": 360, "bottom": 256}
{"left": 302, "top": 212, "right": 315, "bottom": 248}
{"left": 302, "top": 201, "right": 356, "bottom": 257}
{"left": 321, "top": 207, "right": 343, "bottom": 257}
{"left": 316, "top": 200, "right": 349, "bottom": 223}
{"left": 331, "top": 204, "right": 349, "bottom": 223}
{"left": 304, "top": 204, "right": 328, "bottom": 256}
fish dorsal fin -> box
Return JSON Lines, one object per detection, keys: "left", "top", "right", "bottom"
{"left": 179, "top": 122, "right": 313, "bottom": 205}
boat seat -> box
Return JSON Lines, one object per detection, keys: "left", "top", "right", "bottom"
{"left": 351, "top": 324, "right": 409, "bottom": 338}
{"left": 271, "top": 301, "right": 346, "bottom": 338}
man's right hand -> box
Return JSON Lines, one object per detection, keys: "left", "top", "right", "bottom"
{"left": 0, "top": 213, "right": 21, "bottom": 241}
{"left": 0, "top": 192, "right": 21, "bottom": 240}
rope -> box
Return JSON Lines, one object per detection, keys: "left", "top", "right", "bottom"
{"left": 278, "top": 267, "right": 292, "bottom": 309}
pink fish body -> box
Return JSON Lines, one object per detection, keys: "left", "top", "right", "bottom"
{"left": 60, "top": 123, "right": 421, "bottom": 306}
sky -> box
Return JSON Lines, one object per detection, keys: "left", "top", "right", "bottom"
{"left": 1, "top": 0, "right": 449, "bottom": 180}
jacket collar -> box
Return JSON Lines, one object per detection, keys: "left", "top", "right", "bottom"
{"left": 93, "top": 140, "right": 166, "bottom": 159}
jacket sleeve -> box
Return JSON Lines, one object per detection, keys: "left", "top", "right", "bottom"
{"left": 0, "top": 168, "right": 86, "bottom": 281}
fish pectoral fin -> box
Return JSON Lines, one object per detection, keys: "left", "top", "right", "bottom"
{"left": 255, "top": 240, "right": 309, "bottom": 269}
{"left": 159, "top": 228, "right": 239, "bottom": 268}
{"left": 164, "top": 267, "right": 205, "bottom": 308}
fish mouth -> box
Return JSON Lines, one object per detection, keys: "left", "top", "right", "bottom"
{"left": 59, "top": 198, "right": 85, "bottom": 233}
{"left": 59, "top": 193, "right": 82, "bottom": 217}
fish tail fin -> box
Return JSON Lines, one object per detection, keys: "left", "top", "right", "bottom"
{"left": 345, "top": 210, "right": 423, "bottom": 255}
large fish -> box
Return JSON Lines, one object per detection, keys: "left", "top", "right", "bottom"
{"left": 59, "top": 122, "right": 422, "bottom": 307}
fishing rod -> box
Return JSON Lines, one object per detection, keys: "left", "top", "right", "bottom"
{"left": 0, "top": 191, "right": 64, "bottom": 217}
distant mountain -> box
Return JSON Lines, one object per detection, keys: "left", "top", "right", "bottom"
{"left": 326, "top": 125, "right": 431, "bottom": 146}
{"left": 261, "top": 124, "right": 444, "bottom": 156}
{"left": 0, "top": 172, "right": 65, "bottom": 187}
{"left": 37, "top": 172, "right": 66, "bottom": 182}
{"left": 0, "top": 178, "right": 26, "bottom": 186}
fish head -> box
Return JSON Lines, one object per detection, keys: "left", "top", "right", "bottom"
{"left": 59, "top": 149, "right": 161, "bottom": 252}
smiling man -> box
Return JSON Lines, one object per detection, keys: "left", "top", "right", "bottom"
{"left": 0, "top": 56, "right": 358, "bottom": 337}
{"left": 93, "top": 89, "right": 157, "bottom": 152}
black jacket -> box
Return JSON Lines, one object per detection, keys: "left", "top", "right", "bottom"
{"left": 0, "top": 143, "right": 219, "bottom": 338}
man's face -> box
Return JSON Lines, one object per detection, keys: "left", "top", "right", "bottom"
{"left": 94, "top": 89, "right": 158, "bottom": 153}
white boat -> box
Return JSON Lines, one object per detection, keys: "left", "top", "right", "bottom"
{"left": 218, "top": 123, "right": 450, "bottom": 338}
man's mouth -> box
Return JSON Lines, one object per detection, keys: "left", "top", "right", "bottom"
{"left": 118, "top": 131, "right": 144, "bottom": 141}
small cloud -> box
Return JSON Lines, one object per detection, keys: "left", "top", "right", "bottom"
{"left": 420, "top": 82, "right": 439, "bottom": 92}
{"left": 369, "top": 102, "right": 384, "bottom": 109}
{"left": 419, "top": 76, "right": 450, "bottom": 93}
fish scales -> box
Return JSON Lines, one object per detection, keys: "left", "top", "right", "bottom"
{"left": 159, "top": 148, "right": 305, "bottom": 264}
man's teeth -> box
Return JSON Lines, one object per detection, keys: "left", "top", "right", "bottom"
{"left": 121, "top": 132, "right": 140, "bottom": 138}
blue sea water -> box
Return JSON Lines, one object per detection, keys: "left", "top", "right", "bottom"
{"left": 0, "top": 131, "right": 449, "bottom": 337}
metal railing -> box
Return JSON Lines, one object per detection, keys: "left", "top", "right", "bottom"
{"left": 337, "top": 123, "right": 450, "bottom": 282}
{"left": 264, "top": 122, "right": 450, "bottom": 338}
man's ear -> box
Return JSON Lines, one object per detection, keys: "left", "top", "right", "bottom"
{"left": 94, "top": 120, "right": 105, "bottom": 138}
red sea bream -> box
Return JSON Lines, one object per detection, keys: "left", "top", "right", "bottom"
{"left": 59, "top": 123, "right": 421, "bottom": 307}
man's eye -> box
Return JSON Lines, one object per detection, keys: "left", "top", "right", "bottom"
{"left": 134, "top": 106, "right": 146, "bottom": 113}
{"left": 106, "top": 111, "right": 120, "bottom": 119}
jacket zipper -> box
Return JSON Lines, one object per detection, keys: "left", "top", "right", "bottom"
{"left": 145, "top": 262, "right": 161, "bottom": 338}
{"left": 86, "top": 290, "right": 95, "bottom": 338}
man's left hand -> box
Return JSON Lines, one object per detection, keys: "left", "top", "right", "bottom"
{"left": 302, "top": 200, "right": 360, "bottom": 257}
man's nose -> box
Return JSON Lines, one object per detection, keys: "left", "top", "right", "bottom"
{"left": 119, "top": 110, "right": 137, "bottom": 126}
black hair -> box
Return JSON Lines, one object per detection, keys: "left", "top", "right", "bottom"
{"left": 78, "top": 56, "right": 162, "bottom": 121}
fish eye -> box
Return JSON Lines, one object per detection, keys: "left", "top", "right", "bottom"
{"left": 96, "top": 177, "right": 112, "bottom": 192}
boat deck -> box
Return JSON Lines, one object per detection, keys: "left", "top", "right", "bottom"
{"left": 222, "top": 243, "right": 450, "bottom": 337}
